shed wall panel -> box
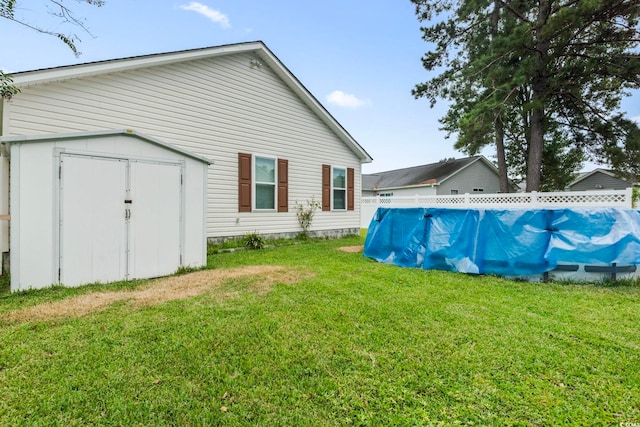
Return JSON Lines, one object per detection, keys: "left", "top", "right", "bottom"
{"left": 9, "top": 134, "right": 207, "bottom": 291}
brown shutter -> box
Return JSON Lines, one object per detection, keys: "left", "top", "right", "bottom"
{"left": 322, "top": 164, "right": 331, "bottom": 211}
{"left": 277, "top": 158, "right": 288, "bottom": 212}
{"left": 347, "top": 167, "right": 355, "bottom": 211}
{"left": 238, "top": 153, "right": 252, "bottom": 212}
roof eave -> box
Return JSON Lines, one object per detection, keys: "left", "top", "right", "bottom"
{"left": 437, "top": 156, "right": 491, "bottom": 185}
{"left": 569, "top": 168, "right": 617, "bottom": 186}
{"left": 254, "top": 46, "right": 372, "bottom": 163}
{"left": 11, "top": 41, "right": 265, "bottom": 87}
{"left": 0, "top": 129, "right": 213, "bottom": 164}
{"left": 10, "top": 41, "right": 373, "bottom": 164}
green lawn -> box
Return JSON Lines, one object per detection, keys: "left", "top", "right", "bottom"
{"left": 1, "top": 234, "right": 639, "bottom": 425}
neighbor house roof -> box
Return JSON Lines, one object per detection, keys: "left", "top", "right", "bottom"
{"left": 10, "top": 41, "right": 372, "bottom": 163}
{"left": 363, "top": 156, "right": 493, "bottom": 191}
{"left": 568, "top": 168, "right": 632, "bottom": 187}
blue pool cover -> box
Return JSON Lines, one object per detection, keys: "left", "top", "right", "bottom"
{"left": 363, "top": 207, "right": 640, "bottom": 276}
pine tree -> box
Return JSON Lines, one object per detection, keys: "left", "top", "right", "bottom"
{"left": 412, "top": 0, "right": 640, "bottom": 191}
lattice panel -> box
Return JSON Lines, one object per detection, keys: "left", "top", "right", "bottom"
{"left": 422, "top": 197, "right": 465, "bottom": 205}
{"left": 468, "top": 195, "right": 532, "bottom": 205}
{"left": 537, "top": 193, "right": 627, "bottom": 205}
{"left": 361, "top": 189, "right": 631, "bottom": 210}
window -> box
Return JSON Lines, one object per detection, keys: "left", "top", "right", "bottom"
{"left": 379, "top": 192, "right": 394, "bottom": 197}
{"left": 238, "top": 153, "right": 288, "bottom": 212}
{"left": 255, "top": 156, "right": 276, "bottom": 210}
{"left": 473, "top": 188, "right": 484, "bottom": 192}
{"left": 322, "top": 164, "right": 354, "bottom": 211}
{"left": 333, "top": 167, "right": 346, "bottom": 210}
{"left": 450, "top": 189, "right": 459, "bottom": 195}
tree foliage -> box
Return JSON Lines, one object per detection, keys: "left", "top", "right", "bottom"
{"left": 1, "top": 0, "right": 104, "bottom": 56}
{"left": 412, "top": 0, "right": 640, "bottom": 191}
{"left": 1, "top": 0, "right": 104, "bottom": 99}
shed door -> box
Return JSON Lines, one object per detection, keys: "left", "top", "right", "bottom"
{"left": 129, "top": 160, "right": 182, "bottom": 279}
{"left": 59, "top": 155, "right": 128, "bottom": 287}
{"left": 59, "top": 155, "right": 183, "bottom": 286}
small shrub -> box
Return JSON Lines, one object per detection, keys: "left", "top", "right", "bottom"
{"left": 295, "top": 232, "right": 311, "bottom": 241}
{"left": 296, "top": 197, "right": 321, "bottom": 237}
{"left": 0, "top": 274, "right": 9, "bottom": 294}
{"left": 633, "top": 187, "right": 640, "bottom": 209}
{"left": 174, "top": 265, "right": 202, "bottom": 275}
{"left": 242, "top": 232, "right": 266, "bottom": 250}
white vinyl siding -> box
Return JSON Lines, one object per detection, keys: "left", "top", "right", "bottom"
{"left": 377, "top": 186, "right": 437, "bottom": 197}
{"left": 436, "top": 161, "right": 501, "bottom": 195}
{"left": 4, "top": 52, "right": 363, "bottom": 238}
{"left": 569, "top": 172, "right": 631, "bottom": 191}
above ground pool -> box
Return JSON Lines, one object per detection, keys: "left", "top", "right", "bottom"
{"left": 363, "top": 207, "right": 640, "bottom": 281}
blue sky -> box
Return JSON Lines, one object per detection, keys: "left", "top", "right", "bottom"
{"left": 1, "top": 1, "right": 638, "bottom": 174}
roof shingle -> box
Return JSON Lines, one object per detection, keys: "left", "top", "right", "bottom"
{"left": 363, "top": 156, "right": 481, "bottom": 190}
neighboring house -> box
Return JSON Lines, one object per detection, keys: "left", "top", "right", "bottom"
{"left": 0, "top": 41, "right": 372, "bottom": 247}
{"left": 362, "top": 155, "right": 509, "bottom": 197}
{"left": 567, "top": 168, "right": 636, "bottom": 191}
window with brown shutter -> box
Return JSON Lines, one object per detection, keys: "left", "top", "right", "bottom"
{"left": 278, "top": 158, "right": 288, "bottom": 212}
{"left": 239, "top": 153, "right": 288, "bottom": 212}
{"left": 347, "top": 167, "right": 354, "bottom": 211}
{"left": 238, "top": 152, "right": 252, "bottom": 212}
{"left": 322, "top": 164, "right": 331, "bottom": 211}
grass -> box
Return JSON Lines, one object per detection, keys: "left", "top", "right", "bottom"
{"left": 206, "top": 232, "right": 318, "bottom": 254}
{"left": 0, "top": 234, "right": 639, "bottom": 425}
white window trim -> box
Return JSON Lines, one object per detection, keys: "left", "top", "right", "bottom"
{"left": 253, "top": 154, "right": 277, "bottom": 211}
{"left": 331, "top": 165, "right": 347, "bottom": 211}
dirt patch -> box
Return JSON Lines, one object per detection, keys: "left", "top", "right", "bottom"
{"left": 338, "top": 245, "right": 364, "bottom": 253}
{"left": 3, "top": 266, "right": 312, "bottom": 324}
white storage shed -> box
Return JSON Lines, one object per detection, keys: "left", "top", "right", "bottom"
{"left": 1, "top": 129, "right": 210, "bottom": 291}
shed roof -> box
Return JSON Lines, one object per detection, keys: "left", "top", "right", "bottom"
{"left": 0, "top": 129, "right": 213, "bottom": 164}
{"left": 9, "top": 41, "right": 372, "bottom": 164}
{"left": 363, "top": 156, "right": 490, "bottom": 191}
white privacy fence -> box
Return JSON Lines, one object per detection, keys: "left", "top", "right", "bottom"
{"left": 361, "top": 188, "right": 634, "bottom": 228}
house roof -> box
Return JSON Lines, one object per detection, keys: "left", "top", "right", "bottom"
{"left": 363, "top": 156, "right": 493, "bottom": 191}
{"left": 0, "top": 129, "right": 213, "bottom": 164}
{"left": 9, "top": 41, "right": 372, "bottom": 164}
{"left": 568, "top": 168, "right": 630, "bottom": 187}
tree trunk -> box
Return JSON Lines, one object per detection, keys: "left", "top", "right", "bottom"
{"left": 526, "top": 0, "right": 551, "bottom": 192}
{"left": 491, "top": 0, "right": 509, "bottom": 193}
{"left": 527, "top": 105, "right": 544, "bottom": 192}
{"left": 495, "top": 115, "right": 509, "bottom": 192}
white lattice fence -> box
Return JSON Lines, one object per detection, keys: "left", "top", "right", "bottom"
{"left": 361, "top": 188, "right": 634, "bottom": 228}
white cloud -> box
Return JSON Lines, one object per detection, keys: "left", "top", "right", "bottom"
{"left": 631, "top": 115, "right": 640, "bottom": 124}
{"left": 326, "top": 90, "right": 369, "bottom": 109}
{"left": 179, "top": 2, "right": 230, "bottom": 28}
